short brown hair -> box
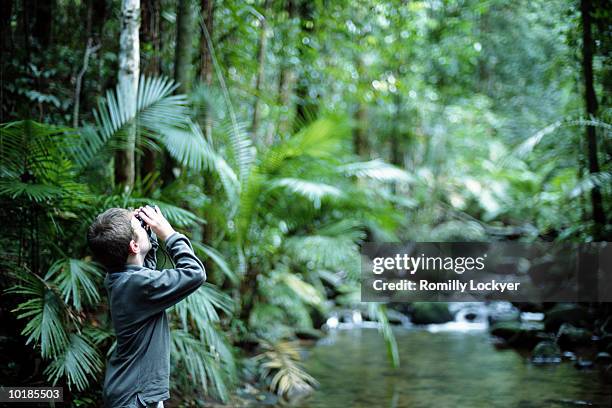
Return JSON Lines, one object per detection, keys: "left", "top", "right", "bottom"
{"left": 87, "top": 208, "right": 135, "bottom": 270}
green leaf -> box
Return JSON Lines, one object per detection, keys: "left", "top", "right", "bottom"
{"left": 44, "top": 259, "right": 103, "bottom": 311}
{"left": 192, "top": 241, "right": 239, "bottom": 284}
{"left": 44, "top": 333, "right": 103, "bottom": 391}
{"left": 8, "top": 273, "right": 69, "bottom": 359}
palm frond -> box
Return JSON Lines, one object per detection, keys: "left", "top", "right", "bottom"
{"left": 513, "top": 117, "right": 611, "bottom": 159}
{"left": 0, "top": 181, "right": 64, "bottom": 202}
{"left": 339, "top": 159, "right": 414, "bottom": 183}
{"left": 569, "top": 171, "right": 612, "bottom": 198}
{"left": 172, "top": 283, "right": 234, "bottom": 333}
{"left": 191, "top": 242, "right": 239, "bottom": 284}
{"left": 171, "top": 329, "right": 236, "bottom": 402}
{"left": 0, "top": 121, "right": 87, "bottom": 204}
{"left": 44, "top": 333, "right": 103, "bottom": 391}
{"left": 280, "top": 273, "right": 324, "bottom": 307}
{"left": 257, "top": 269, "right": 317, "bottom": 331}
{"left": 285, "top": 117, "right": 349, "bottom": 160}
{"left": 74, "top": 75, "right": 189, "bottom": 167}
{"left": 284, "top": 234, "right": 361, "bottom": 273}
{"left": 44, "top": 259, "right": 103, "bottom": 311}
{"left": 253, "top": 340, "right": 318, "bottom": 398}
{"left": 7, "top": 273, "right": 69, "bottom": 359}
{"left": 268, "top": 178, "right": 343, "bottom": 209}
{"left": 162, "top": 121, "right": 240, "bottom": 202}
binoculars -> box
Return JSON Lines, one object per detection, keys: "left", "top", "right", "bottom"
{"left": 135, "top": 204, "right": 156, "bottom": 231}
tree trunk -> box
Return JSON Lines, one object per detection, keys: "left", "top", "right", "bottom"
{"left": 276, "top": 65, "right": 297, "bottom": 138}
{"left": 32, "top": 0, "right": 53, "bottom": 48}
{"left": 0, "top": 0, "right": 13, "bottom": 58}
{"left": 390, "top": 93, "right": 403, "bottom": 166}
{"left": 163, "top": 0, "right": 193, "bottom": 186}
{"left": 199, "top": 0, "right": 214, "bottom": 85}
{"left": 174, "top": 0, "right": 193, "bottom": 94}
{"left": 200, "top": 0, "right": 216, "bottom": 280}
{"left": 20, "top": 0, "right": 31, "bottom": 65}
{"left": 140, "top": 0, "right": 161, "bottom": 191}
{"left": 200, "top": 0, "right": 214, "bottom": 140}
{"left": 581, "top": 0, "right": 606, "bottom": 240}
{"left": 353, "top": 102, "right": 369, "bottom": 157}
{"left": 352, "top": 57, "right": 369, "bottom": 156}
{"left": 89, "top": 0, "right": 108, "bottom": 40}
{"left": 141, "top": 0, "right": 161, "bottom": 76}
{"left": 114, "top": 0, "right": 140, "bottom": 190}
{"left": 390, "top": 93, "right": 404, "bottom": 194}
{"left": 293, "top": 0, "right": 318, "bottom": 131}
{"left": 275, "top": 0, "right": 297, "bottom": 139}
{"left": 250, "top": 0, "right": 269, "bottom": 141}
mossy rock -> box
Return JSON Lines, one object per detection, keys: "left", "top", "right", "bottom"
{"left": 295, "top": 328, "right": 325, "bottom": 340}
{"left": 544, "top": 303, "right": 591, "bottom": 332}
{"left": 410, "top": 303, "right": 454, "bottom": 325}
{"left": 557, "top": 323, "right": 592, "bottom": 349}
{"left": 490, "top": 321, "right": 546, "bottom": 349}
{"left": 531, "top": 340, "right": 561, "bottom": 364}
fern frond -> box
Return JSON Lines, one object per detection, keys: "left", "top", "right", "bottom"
{"left": 44, "top": 332, "right": 103, "bottom": 391}
{"left": 339, "top": 159, "right": 414, "bottom": 183}
{"left": 253, "top": 340, "right": 318, "bottom": 398}
{"left": 8, "top": 273, "right": 69, "bottom": 359}
{"left": 268, "top": 178, "right": 343, "bottom": 209}
{"left": 44, "top": 259, "right": 103, "bottom": 311}
{"left": 191, "top": 242, "right": 239, "bottom": 284}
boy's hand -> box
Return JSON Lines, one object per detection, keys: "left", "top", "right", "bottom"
{"left": 137, "top": 205, "right": 176, "bottom": 241}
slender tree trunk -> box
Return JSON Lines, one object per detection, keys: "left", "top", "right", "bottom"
{"left": 293, "top": 0, "right": 318, "bottom": 130}
{"left": 163, "top": 0, "right": 193, "bottom": 186}
{"left": 390, "top": 93, "right": 403, "bottom": 194}
{"left": 114, "top": 0, "right": 140, "bottom": 190}
{"left": 199, "top": 0, "right": 214, "bottom": 85}
{"left": 353, "top": 102, "right": 369, "bottom": 157}
{"left": 276, "top": 66, "right": 296, "bottom": 137}
{"left": 141, "top": 0, "right": 161, "bottom": 76}
{"left": 21, "top": 0, "right": 31, "bottom": 66}
{"left": 581, "top": 0, "right": 606, "bottom": 239}
{"left": 200, "top": 0, "right": 214, "bottom": 140}
{"left": 90, "top": 0, "right": 108, "bottom": 40}
{"left": 352, "top": 58, "right": 369, "bottom": 157}
{"left": 200, "top": 0, "right": 216, "bottom": 280}
{"left": 73, "top": 39, "right": 100, "bottom": 128}
{"left": 390, "top": 93, "right": 402, "bottom": 166}
{"left": 32, "top": 0, "right": 53, "bottom": 48}
{"left": 275, "top": 0, "right": 297, "bottom": 139}
{"left": 140, "top": 0, "right": 161, "bottom": 191}
{"left": 174, "top": 0, "right": 193, "bottom": 94}
{"left": 1, "top": 0, "right": 13, "bottom": 56}
{"left": 250, "top": 0, "right": 269, "bottom": 140}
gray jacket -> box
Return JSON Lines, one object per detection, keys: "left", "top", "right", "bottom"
{"left": 103, "top": 232, "right": 206, "bottom": 408}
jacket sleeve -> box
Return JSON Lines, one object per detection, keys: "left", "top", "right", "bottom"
{"left": 140, "top": 232, "right": 206, "bottom": 314}
{"left": 143, "top": 231, "right": 159, "bottom": 270}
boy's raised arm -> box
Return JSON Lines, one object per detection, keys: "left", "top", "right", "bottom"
{"left": 141, "top": 232, "right": 206, "bottom": 314}
{"left": 135, "top": 206, "right": 206, "bottom": 314}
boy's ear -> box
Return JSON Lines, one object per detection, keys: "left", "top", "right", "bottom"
{"left": 129, "top": 239, "right": 139, "bottom": 254}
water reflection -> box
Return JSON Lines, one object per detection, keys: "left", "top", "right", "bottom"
{"left": 296, "top": 327, "right": 612, "bottom": 407}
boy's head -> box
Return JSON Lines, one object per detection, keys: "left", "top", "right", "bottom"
{"left": 87, "top": 208, "right": 152, "bottom": 270}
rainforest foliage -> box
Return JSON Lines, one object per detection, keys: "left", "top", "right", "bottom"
{"left": 0, "top": 0, "right": 610, "bottom": 404}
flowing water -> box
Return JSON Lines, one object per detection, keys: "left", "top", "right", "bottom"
{"left": 294, "top": 327, "right": 612, "bottom": 408}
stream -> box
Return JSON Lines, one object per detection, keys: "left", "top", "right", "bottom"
{"left": 294, "top": 315, "right": 612, "bottom": 407}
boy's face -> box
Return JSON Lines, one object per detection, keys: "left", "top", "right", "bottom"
{"left": 129, "top": 210, "right": 152, "bottom": 255}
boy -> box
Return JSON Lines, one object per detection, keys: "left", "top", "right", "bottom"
{"left": 87, "top": 205, "right": 206, "bottom": 408}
